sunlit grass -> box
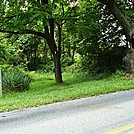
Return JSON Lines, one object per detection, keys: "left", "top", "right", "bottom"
{"left": 0, "top": 71, "right": 134, "bottom": 112}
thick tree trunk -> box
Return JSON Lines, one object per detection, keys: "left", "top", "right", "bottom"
{"left": 124, "top": 27, "right": 134, "bottom": 73}
{"left": 123, "top": 49, "right": 134, "bottom": 73}
{"left": 44, "top": 25, "right": 63, "bottom": 83}
{"left": 54, "top": 52, "right": 63, "bottom": 83}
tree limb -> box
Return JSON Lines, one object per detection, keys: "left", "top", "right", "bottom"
{"left": 0, "top": 29, "right": 45, "bottom": 38}
{"left": 97, "top": 0, "right": 131, "bottom": 41}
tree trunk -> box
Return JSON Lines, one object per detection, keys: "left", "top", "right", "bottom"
{"left": 106, "top": 4, "right": 132, "bottom": 45}
{"left": 44, "top": 25, "right": 63, "bottom": 83}
{"left": 72, "top": 44, "right": 76, "bottom": 63}
{"left": 54, "top": 52, "right": 63, "bottom": 83}
{"left": 38, "top": 0, "right": 63, "bottom": 83}
{"left": 106, "top": 4, "right": 134, "bottom": 73}
{"left": 123, "top": 49, "right": 134, "bottom": 73}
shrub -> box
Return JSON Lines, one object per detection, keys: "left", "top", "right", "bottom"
{"left": 2, "top": 68, "right": 32, "bottom": 92}
{"left": 110, "top": 70, "right": 126, "bottom": 79}
{"left": 65, "top": 63, "right": 82, "bottom": 74}
{"left": 79, "top": 45, "right": 126, "bottom": 74}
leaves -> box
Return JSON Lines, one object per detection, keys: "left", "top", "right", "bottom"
{"left": 2, "top": 67, "right": 32, "bottom": 92}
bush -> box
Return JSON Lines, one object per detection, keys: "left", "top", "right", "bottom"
{"left": 110, "top": 70, "right": 127, "bottom": 79}
{"left": 65, "top": 63, "right": 82, "bottom": 73}
{"left": 81, "top": 46, "right": 126, "bottom": 74}
{"left": 2, "top": 68, "right": 32, "bottom": 92}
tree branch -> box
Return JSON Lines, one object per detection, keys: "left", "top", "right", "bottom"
{"left": 0, "top": 29, "right": 45, "bottom": 38}
{"left": 97, "top": 0, "right": 131, "bottom": 41}
{"left": 107, "top": 5, "right": 131, "bottom": 39}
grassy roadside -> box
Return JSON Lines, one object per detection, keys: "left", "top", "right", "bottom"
{"left": 0, "top": 71, "right": 134, "bottom": 112}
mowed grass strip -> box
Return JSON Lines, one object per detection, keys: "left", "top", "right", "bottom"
{"left": 0, "top": 72, "right": 134, "bottom": 112}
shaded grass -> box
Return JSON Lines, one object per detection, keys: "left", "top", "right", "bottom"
{"left": 0, "top": 71, "right": 134, "bottom": 112}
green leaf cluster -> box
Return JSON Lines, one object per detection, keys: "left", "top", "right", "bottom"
{"left": 2, "top": 67, "right": 32, "bottom": 92}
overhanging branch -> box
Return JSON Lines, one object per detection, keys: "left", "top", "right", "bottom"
{"left": 0, "top": 29, "right": 45, "bottom": 38}
{"left": 97, "top": 0, "right": 131, "bottom": 41}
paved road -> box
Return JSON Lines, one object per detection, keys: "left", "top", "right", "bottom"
{"left": 0, "top": 90, "right": 134, "bottom": 134}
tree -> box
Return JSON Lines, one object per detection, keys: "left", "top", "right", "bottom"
{"left": 97, "top": 0, "right": 134, "bottom": 73}
{"left": 97, "top": 0, "right": 134, "bottom": 47}
{"left": 76, "top": 0, "right": 127, "bottom": 73}
{"left": 0, "top": 0, "right": 77, "bottom": 83}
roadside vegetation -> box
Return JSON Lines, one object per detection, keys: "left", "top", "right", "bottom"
{"left": 0, "top": 1, "right": 134, "bottom": 112}
{"left": 0, "top": 70, "right": 134, "bottom": 112}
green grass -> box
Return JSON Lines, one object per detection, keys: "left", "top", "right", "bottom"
{"left": 0, "top": 71, "right": 134, "bottom": 112}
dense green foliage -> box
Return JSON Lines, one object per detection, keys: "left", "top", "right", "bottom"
{"left": 71, "top": 1, "right": 133, "bottom": 73}
{"left": 0, "top": 0, "right": 134, "bottom": 80}
{"left": 2, "top": 68, "right": 32, "bottom": 92}
{"left": 0, "top": 0, "right": 134, "bottom": 112}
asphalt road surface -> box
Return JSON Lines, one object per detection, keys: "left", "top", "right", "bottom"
{"left": 0, "top": 90, "right": 134, "bottom": 134}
